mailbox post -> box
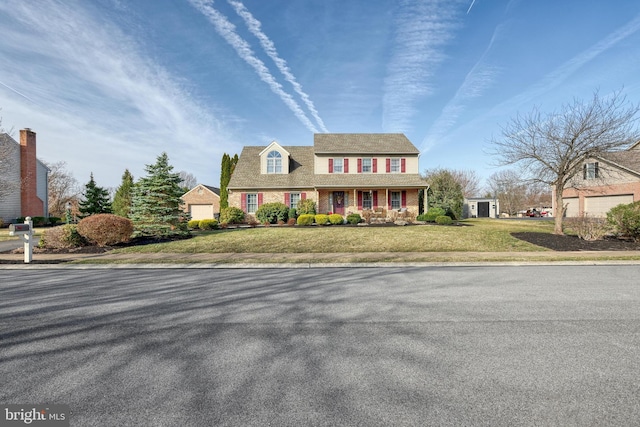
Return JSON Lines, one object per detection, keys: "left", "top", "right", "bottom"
{"left": 9, "top": 217, "right": 33, "bottom": 263}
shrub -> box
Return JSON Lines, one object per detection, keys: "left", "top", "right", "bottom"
{"left": 48, "top": 217, "right": 62, "bottom": 225}
{"left": 329, "top": 214, "right": 344, "bottom": 225}
{"left": 297, "top": 198, "right": 317, "bottom": 215}
{"left": 297, "top": 214, "right": 315, "bottom": 226}
{"left": 39, "top": 225, "right": 86, "bottom": 249}
{"left": 422, "top": 207, "right": 447, "bottom": 222}
{"left": 314, "top": 214, "right": 330, "bottom": 225}
{"left": 346, "top": 213, "right": 362, "bottom": 224}
{"left": 287, "top": 218, "right": 296, "bottom": 226}
{"left": 565, "top": 213, "right": 610, "bottom": 241}
{"left": 607, "top": 201, "right": 640, "bottom": 241}
{"left": 435, "top": 215, "right": 453, "bottom": 225}
{"left": 199, "top": 219, "right": 218, "bottom": 230}
{"left": 188, "top": 219, "right": 200, "bottom": 229}
{"left": 77, "top": 214, "right": 134, "bottom": 246}
{"left": 288, "top": 208, "right": 297, "bottom": 220}
{"left": 256, "top": 202, "right": 289, "bottom": 224}
{"left": 219, "top": 207, "right": 245, "bottom": 224}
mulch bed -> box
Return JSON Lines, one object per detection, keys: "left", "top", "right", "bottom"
{"left": 512, "top": 232, "right": 640, "bottom": 251}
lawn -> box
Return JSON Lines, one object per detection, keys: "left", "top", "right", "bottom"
{"left": 112, "top": 218, "right": 555, "bottom": 254}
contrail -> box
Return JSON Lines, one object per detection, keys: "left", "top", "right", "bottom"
{"left": 467, "top": 0, "right": 476, "bottom": 14}
{"left": 228, "top": 0, "right": 328, "bottom": 132}
{"left": 0, "top": 80, "right": 35, "bottom": 103}
{"left": 188, "top": 0, "right": 319, "bottom": 133}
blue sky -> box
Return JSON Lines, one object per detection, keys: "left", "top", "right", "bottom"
{"left": 2, "top": 0, "right": 640, "bottom": 191}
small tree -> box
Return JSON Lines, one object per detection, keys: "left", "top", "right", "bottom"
{"left": 78, "top": 173, "right": 111, "bottom": 217}
{"left": 423, "top": 168, "right": 464, "bottom": 219}
{"left": 45, "top": 161, "right": 80, "bottom": 217}
{"left": 178, "top": 171, "right": 197, "bottom": 192}
{"left": 130, "top": 152, "right": 189, "bottom": 238}
{"left": 490, "top": 90, "right": 640, "bottom": 234}
{"left": 112, "top": 169, "right": 134, "bottom": 217}
{"left": 219, "top": 153, "right": 238, "bottom": 209}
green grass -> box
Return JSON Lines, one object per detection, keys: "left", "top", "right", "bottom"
{"left": 111, "top": 218, "right": 555, "bottom": 254}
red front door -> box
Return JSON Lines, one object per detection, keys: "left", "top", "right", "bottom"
{"left": 333, "top": 191, "right": 345, "bottom": 215}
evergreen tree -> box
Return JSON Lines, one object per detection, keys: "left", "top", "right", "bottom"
{"left": 423, "top": 168, "right": 464, "bottom": 220}
{"left": 112, "top": 169, "right": 134, "bottom": 217}
{"left": 78, "top": 173, "right": 111, "bottom": 216}
{"left": 219, "top": 153, "right": 230, "bottom": 209}
{"left": 130, "top": 152, "right": 189, "bottom": 237}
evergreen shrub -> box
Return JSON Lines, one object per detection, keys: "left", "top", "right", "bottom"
{"left": 39, "top": 225, "right": 86, "bottom": 249}
{"left": 199, "top": 219, "right": 218, "bottom": 230}
{"left": 329, "top": 214, "right": 344, "bottom": 225}
{"left": 219, "top": 207, "right": 245, "bottom": 224}
{"left": 607, "top": 201, "right": 640, "bottom": 241}
{"left": 288, "top": 208, "right": 297, "bottom": 220}
{"left": 314, "top": 214, "right": 329, "bottom": 225}
{"left": 435, "top": 215, "right": 453, "bottom": 225}
{"left": 346, "top": 214, "right": 362, "bottom": 224}
{"left": 297, "top": 199, "right": 316, "bottom": 215}
{"left": 421, "top": 207, "right": 446, "bottom": 222}
{"left": 256, "top": 202, "right": 289, "bottom": 224}
{"left": 77, "top": 214, "right": 133, "bottom": 246}
{"left": 188, "top": 219, "right": 200, "bottom": 229}
{"left": 297, "top": 214, "right": 315, "bottom": 226}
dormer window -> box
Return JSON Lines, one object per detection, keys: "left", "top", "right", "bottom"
{"left": 267, "top": 150, "right": 282, "bottom": 173}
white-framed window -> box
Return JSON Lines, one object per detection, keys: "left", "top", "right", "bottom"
{"left": 247, "top": 193, "right": 258, "bottom": 213}
{"left": 362, "top": 191, "right": 373, "bottom": 209}
{"left": 267, "top": 150, "right": 282, "bottom": 173}
{"left": 362, "top": 158, "right": 372, "bottom": 173}
{"left": 289, "top": 192, "right": 301, "bottom": 209}
{"left": 333, "top": 158, "right": 343, "bottom": 173}
{"left": 390, "top": 158, "right": 401, "bottom": 173}
{"left": 391, "top": 191, "right": 401, "bottom": 209}
{"left": 584, "top": 162, "right": 599, "bottom": 180}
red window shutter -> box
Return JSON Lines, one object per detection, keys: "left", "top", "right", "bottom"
{"left": 328, "top": 158, "right": 334, "bottom": 173}
{"left": 386, "top": 158, "right": 391, "bottom": 173}
{"left": 301, "top": 192, "right": 306, "bottom": 200}
{"left": 401, "top": 158, "right": 406, "bottom": 173}
{"left": 357, "top": 191, "right": 363, "bottom": 209}
{"left": 241, "top": 193, "right": 247, "bottom": 212}
{"left": 258, "top": 193, "right": 263, "bottom": 207}
{"left": 357, "top": 158, "right": 362, "bottom": 173}
{"left": 402, "top": 191, "right": 407, "bottom": 208}
{"left": 344, "top": 158, "right": 349, "bottom": 173}
{"left": 372, "top": 158, "right": 378, "bottom": 173}
{"left": 284, "top": 192, "right": 290, "bottom": 207}
{"left": 373, "top": 191, "right": 378, "bottom": 208}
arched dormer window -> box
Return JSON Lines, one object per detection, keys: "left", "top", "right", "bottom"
{"left": 267, "top": 150, "right": 282, "bottom": 173}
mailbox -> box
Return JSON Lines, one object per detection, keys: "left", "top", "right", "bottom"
{"left": 9, "top": 223, "right": 31, "bottom": 236}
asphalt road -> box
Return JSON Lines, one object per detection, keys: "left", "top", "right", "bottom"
{"left": 1, "top": 266, "right": 639, "bottom": 426}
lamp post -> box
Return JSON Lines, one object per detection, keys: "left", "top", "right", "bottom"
{"left": 65, "top": 201, "right": 72, "bottom": 224}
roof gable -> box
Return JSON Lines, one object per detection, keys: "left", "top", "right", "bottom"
{"left": 182, "top": 184, "right": 220, "bottom": 198}
{"left": 259, "top": 141, "right": 290, "bottom": 157}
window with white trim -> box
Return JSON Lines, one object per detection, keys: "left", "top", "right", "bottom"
{"left": 333, "top": 158, "right": 343, "bottom": 173}
{"left": 267, "top": 151, "right": 282, "bottom": 173}
{"left": 390, "top": 158, "right": 400, "bottom": 173}
{"left": 391, "top": 191, "right": 401, "bottom": 209}
{"left": 247, "top": 193, "right": 258, "bottom": 213}
{"left": 584, "top": 162, "right": 599, "bottom": 180}
{"left": 362, "top": 191, "right": 373, "bottom": 209}
{"left": 289, "top": 192, "right": 301, "bottom": 209}
{"left": 362, "top": 158, "right": 372, "bottom": 173}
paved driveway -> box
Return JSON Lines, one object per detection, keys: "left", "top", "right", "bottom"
{"left": 1, "top": 266, "right": 639, "bottom": 426}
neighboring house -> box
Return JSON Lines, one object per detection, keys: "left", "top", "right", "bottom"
{"left": 227, "top": 133, "right": 427, "bottom": 220}
{"left": 181, "top": 184, "right": 221, "bottom": 220}
{"left": 463, "top": 197, "right": 500, "bottom": 218}
{"left": 558, "top": 141, "right": 640, "bottom": 217}
{"left": 0, "top": 128, "right": 49, "bottom": 223}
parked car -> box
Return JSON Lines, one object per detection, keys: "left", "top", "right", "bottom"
{"left": 525, "top": 209, "right": 541, "bottom": 217}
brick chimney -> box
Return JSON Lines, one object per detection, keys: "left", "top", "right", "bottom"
{"left": 20, "top": 128, "right": 44, "bottom": 217}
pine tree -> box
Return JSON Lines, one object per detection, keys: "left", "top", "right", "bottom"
{"left": 130, "top": 152, "right": 189, "bottom": 238}
{"left": 111, "top": 169, "right": 134, "bottom": 217}
{"left": 219, "top": 153, "right": 230, "bottom": 209}
{"left": 78, "top": 173, "right": 111, "bottom": 216}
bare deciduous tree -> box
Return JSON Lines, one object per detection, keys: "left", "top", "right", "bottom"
{"left": 486, "top": 169, "right": 527, "bottom": 216}
{"left": 178, "top": 171, "right": 198, "bottom": 190}
{"left": 490, "top": 90, "right": 640, "bottom": 234}
{"left": 450, "top": 169, "right": 482, "bottom": 198}
{"left": 45, "top": 161, "right": 80, "bottom": 217}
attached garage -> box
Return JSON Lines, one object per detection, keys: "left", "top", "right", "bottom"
{"left": 563, "top": 198, "right": 579, "bottom": 217}
{"left": 584, "top": 194, "right": 633, "bottom": 217}
{"left": 181, "top": 184, "right": 221, "bottom": 220}
{"left": 189, "top": 204, "right": 214, "bottom": 220}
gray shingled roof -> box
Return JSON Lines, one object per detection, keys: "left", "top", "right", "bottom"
{"left": 599, "top": 149, "right": 640, "bottom": 176}
{"left": 228, "top": 146, "right": 316, "bottom": 189}
{"left": 314, "top": 133, "right": 420, "bottom": 154}
{"left": 314, "top": 173, "right": 426, "bottom": 188}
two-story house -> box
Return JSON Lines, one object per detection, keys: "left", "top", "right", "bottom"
{"left": 227, "top": 133, "right": 427, "bottom": 219}
{"left": 559, "top": 141, "right": 640, "bottom": 217}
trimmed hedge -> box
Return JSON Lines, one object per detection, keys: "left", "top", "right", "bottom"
{"left": 329, "top": 214, "right": 344, "bottom": 225}
{"left": 346, "top": 213, "right": 362, "bottom": 224}
{"left": 199, "top": 219, "right": 219, "bottom": 230}
{"left": 435, "top": 215, "right": 453, "bottom": 225}
{"left": 418, "top": 207, "right": 447, "bottom": 222}
{"left": 188, "top": 219, "right": 200, "bottom": 229}
{"left": 297, "top": 214, "right": 315, "bottom": 226}
{"left": 39, "top": 225, "right": 86, "bottom": 249}
{"left": 219, "top": 207, "right": 245, "bottom": 224}
{"left": 77, "top": 214, "right": 134, "bottom": 246}
{"left": 314, "top": 214, "right": 330, "bottom": 225}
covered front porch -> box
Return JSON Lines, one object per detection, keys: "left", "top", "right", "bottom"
{"left": 315, "top": 187, "right": 423, "bottom": 221}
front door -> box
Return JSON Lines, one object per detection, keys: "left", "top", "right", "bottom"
{"left": 333, "top": 191, "right": 345, "bottom": 215}
{"left": 477, "top": 201, "right": 490, "bottom": 218}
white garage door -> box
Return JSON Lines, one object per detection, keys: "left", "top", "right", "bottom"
{"left": 189, "top": 204, "right": 214, "bottom": 220}
{"left": 563, "top": 197, "right": 579, "bottom": 217}
{"left": 584, "top": 194, "right": 633, "bottom": 217}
